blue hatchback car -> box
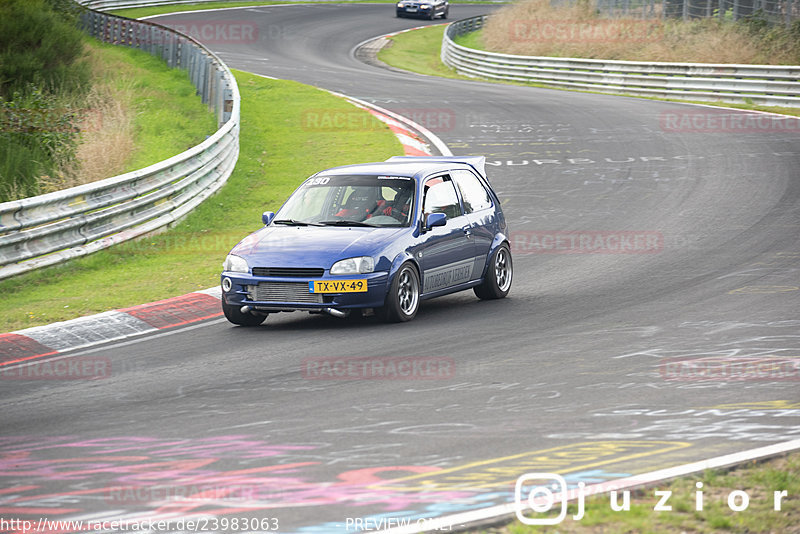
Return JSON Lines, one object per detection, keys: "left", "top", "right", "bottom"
{"left": 220, "top": 156, "right": 511, "bottom": 325}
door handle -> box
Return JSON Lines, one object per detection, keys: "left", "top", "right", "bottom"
{"left": 462, "top": 226, "right": 473, "bottom": 238}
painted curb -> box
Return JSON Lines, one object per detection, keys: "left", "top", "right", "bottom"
{"left": 362, "top": 105, "right": 434, "bottom": 156}
{"left": 337, "top": 92, "right": 453, "bottom": 157}
{"left": 0, "top": 287, "right": 223, "bottom": 366}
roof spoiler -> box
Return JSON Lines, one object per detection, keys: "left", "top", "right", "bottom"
{"left": 385, "top": 156, "right": 487, "bottom": 179}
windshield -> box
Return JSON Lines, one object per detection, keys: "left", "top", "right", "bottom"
{"left": 275, "top": 175, "right": 415, "bottom": 227}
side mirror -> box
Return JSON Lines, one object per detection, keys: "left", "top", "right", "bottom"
{"left": 425, "top": 212, "right": 447, "bottom": 230}
{"left": 262, "top": 211, "right": 275, "bottom": 225}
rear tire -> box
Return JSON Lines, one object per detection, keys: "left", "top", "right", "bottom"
{"left": 379, "top": 263, "right": 420, "bottom": 322}
{"left": 222, "top": 300, "right": 267, "bottom": 326}
{"left": 474, "top": 244, "right": 512, "bottom": 300}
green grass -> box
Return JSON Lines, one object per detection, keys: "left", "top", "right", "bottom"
{"left": 452, "top": 28, "right": 484, "bottom": 50}
{"left": 0, "top": 70, "right": 402, "bottom": 332}
{"left": 378, "top": 24, "right": 800, "bottom": 118}
{"left": 0, "top": 36, "right": 216, "bottom": 202}
{"left": 378, "top": 25, "right": 462, "bottom": 79}
{"left": 480, "top": 452, "right": 800, "bottom": 533}
{"left": 110, "top": 1, "right": 505, "bottom": 20}
{"left": 89, "top": 39, "right": 218, "bottom": 172}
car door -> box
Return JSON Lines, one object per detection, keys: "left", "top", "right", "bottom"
{"left": 418, "top": 174, "right": 476, "bottom": 294}
{"left": 451, "top": 169, "right": 495, "bottom": 269}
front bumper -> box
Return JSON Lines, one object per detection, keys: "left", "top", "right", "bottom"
{"left": 221, "top": 271, "right": 390, "bottom": 312}
{"left": 396, "top": 6, "right": 435, "bottom": 16}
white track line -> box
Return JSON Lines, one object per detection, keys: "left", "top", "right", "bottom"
{"left": 332, "top": 91, "right": 453, "bottom": 156}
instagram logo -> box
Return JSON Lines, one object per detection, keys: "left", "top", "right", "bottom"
{"left": 515, "top": 473, "right": 586, "bottom": 525}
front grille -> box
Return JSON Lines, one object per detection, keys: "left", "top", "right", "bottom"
{"left": 252, "top": 267, "right": 325, "bottom": 278}
{"left": 250, "top": 282, "right": 323, "bottom": 304}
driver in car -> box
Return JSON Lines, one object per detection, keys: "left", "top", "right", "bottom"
{"left": 334, "top": 186, "right": 410, "bottom": 222}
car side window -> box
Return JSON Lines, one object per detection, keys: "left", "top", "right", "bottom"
{"left": 423, "top": 176, "right": 461, "bottom": 220}
{"left": 452, "top": 170, "right": 492, "bottom": 214}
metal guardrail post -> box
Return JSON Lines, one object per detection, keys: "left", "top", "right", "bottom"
{"left": 223, "top": 84, "right": 234, "bottom": 125}
{"left": 165, "top": 32, "right": 175, "bottom": 68}
{"left": 137, "top": 22, "right": 146, "bottom": 51}
{"left": 200, "top": 55, "right": 209, "bottom": 105}
{"left": 216, "top": 69, "right": 225, "bottom": 125}
{"left": 189, "top": 47, "right": 198, "bottom": 91}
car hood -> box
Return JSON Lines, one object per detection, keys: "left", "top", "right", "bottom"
{"left": 230, "top": 225, "right": 407, "bottom": 269}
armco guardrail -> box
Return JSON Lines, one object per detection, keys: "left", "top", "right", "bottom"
{"left": 0, "top": 2, "right": 240, "bottom": 280}
{"left": 442, "top": 15, "right": 800, "bottom": 108}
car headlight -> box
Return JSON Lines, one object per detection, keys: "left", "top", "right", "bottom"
{"left": 330, "top": 256, "right": 374, "bottom": 275}
{"left": 223, "top": 254, "right": 249, "bottom": 273}
{"left": 397, "top": 2, "right": 405, "bottom": 6}
{"left": 421, "top": 4, "right": 431, "bottom": 7}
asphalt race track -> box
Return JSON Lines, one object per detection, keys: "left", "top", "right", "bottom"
{"left": 1, "top": 4, "right": 799, "bottom": 532}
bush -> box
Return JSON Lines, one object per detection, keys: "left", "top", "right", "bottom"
{"left": 0, "top": 0, "right": 89, "bottom": 201}
{"left": 43, "top": 0, "right": 87, "bottom": 21}
{"left": 0, "top": 0, "right": 89, "bottom": 99}
{"left": 741, "top": 14, "right": 800, "bottom": 64}
{"left": 481, "top": 0, "right": 800, "bottom": 64}
{"left": 0, "top": 87, "right": 81, "bottom": 202}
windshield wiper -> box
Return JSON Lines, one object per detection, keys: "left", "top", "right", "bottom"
{"left": 272, "top": 219, "right": 323, "bottom": 226}
{"left": 319, "top": 220, "right": 376, "bottom": 227}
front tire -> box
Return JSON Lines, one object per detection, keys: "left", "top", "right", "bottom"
{"left": 474, "top": 244, "right": 512, "bottom": 300}
{"left": 380, "top": 263, "right": 420, "bottom": 322}
{"left": 222, "top": 300, "right": 267, "bottom": 326}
